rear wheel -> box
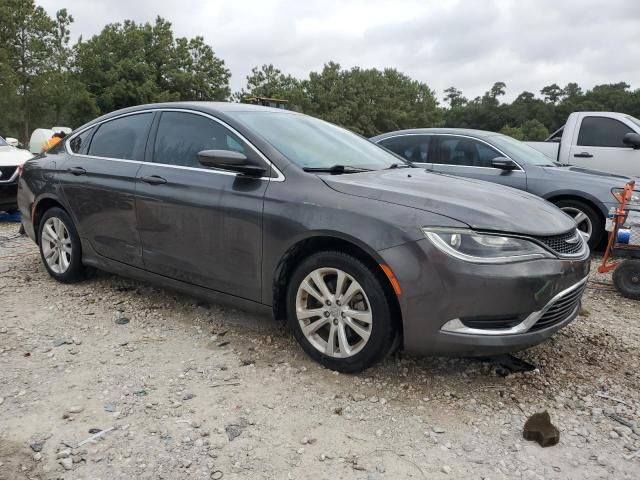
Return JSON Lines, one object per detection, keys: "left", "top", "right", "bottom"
{"left": 38, "top": 207, "right": 87, "bottom": 283}
{"left": 553, "top": 199, "right": 603, "bottom": 249}
{"left": 613, "top": 259, "right": 640, "bottom": 300}
{"left": 286, "top": 251, "right": 395, "bottom": 373}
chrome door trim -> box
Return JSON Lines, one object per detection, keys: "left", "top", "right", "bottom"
{"left": 64, "top": 108, "right": 285, "bottom": 182}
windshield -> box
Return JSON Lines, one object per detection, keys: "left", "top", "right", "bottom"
{"left": 0, "top": 137, "right": 7, "bottom": 147}
{"left": 488, "top": 134, "right": 557, "bottom": 166}
{"left": 229, "top": 111, "right": 404, "bottom": 170}
{"left": 626, "top": 115, "right": 640, "bottom": 128}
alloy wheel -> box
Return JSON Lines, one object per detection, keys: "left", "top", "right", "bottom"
{"left": 295, "top": 267, "right": 373, "bottom": 358}
{"left": 41, "top": 217, "right": 72, "bottom": 274}
{"left": 560, "top": 206, "right": 593, "bottom": 242}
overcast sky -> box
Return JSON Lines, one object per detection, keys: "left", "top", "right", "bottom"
{"left": 39, "top": 0, "right": 640, "bottom": 102}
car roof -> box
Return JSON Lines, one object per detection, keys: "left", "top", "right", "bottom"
{"left": 370, "top": 128, "right": 498, "bottom": 141}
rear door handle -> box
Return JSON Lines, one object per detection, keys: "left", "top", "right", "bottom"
{"left": 140, "top": 175, "right": 167, "bottom": 185}
{"left": 574, "top": 152, "right": 593, "bottom": 158}
{"left": 67, "top": 166, "right": 86, "bottom": 176}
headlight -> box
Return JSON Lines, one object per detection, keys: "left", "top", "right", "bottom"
{"left": 422, "top": 228, "right": 554, "bottom": 264}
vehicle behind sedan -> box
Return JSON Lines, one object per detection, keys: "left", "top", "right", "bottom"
{"left": 18, "top": 103, "right": 590, "bottom": 372}
{"left": 372, "top": 128, "right": 631, "bottom": 249}
{"left": 0, "top": 136, "right": 33, "bottom": 213}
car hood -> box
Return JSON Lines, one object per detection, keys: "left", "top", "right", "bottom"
{"left": 321, "top": 168, "right": 576, "bottom": 236}
{"left": 543, "top": 165, "right": 633, "bottom": 184}
{"left": 0, "top": 146, "right": 33, "bottom": 167}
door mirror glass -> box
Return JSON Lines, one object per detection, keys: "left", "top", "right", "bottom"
{"left": 623, "top": 132, "right": 640, "bottom": 149}
{"left": 197, "top": 150, "right": 266, "bottom": 176}
{"left": 491, "top": 157, "right": 518, "bottom": 171}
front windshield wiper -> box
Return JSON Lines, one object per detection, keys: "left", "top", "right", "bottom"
{"left": 386, "top": 162, "right": 416, "bottom": 169}
{"left": 302, "top": 165, "right": 372, "bottom": 174}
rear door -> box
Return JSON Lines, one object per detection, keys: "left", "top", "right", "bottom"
{"left": 376, "top": 134, "right": 435, "bottom": 170}
{"left": 569, "top": 115, "right": 639, "bottom": 175}
{"left": 431, "top": 135, "right": 527, "bottom": 191}
{"left": 135, "top": 110, "right": 269, "bottom": 301}
{"left": 59, "top": 112, "right": 154, "bottom": 267}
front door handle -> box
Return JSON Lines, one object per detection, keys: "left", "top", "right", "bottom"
{"left": 140, "top": 175, "right": 167, "bottom": 185}
{"left": 68, "top": 166, "right": 86, "bottom": 176}
{"left": 574, "top": 152, "right": 593, "bottom": 158}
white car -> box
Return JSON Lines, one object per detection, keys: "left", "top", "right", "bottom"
{"left": 526, "top": 112, "right": 640, "bottom": 177}
{"left": 0, "top": 136, "right": 33, "bottom": 213}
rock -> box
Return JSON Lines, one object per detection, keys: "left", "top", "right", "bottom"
{"left": 53, "top": 338, "right": 72, "bottom": 347}
{"left": 56, "top": 449, "right": 71, "bottom": 459}
{"left": 33, "top": 452, "right": 42, "bottom": 461}
{"left": 29, "top": 438, "right": 46, "bottom": 453}
{"left": 609, "top": 430, "right": 619, "bottom": 439}
{"left": 297, "top": 447, "right": 305, "bottom": 454}
{"left": 523, "top": 411, "right": 560, "bottom": 447}
{"left": 368, "top": 396, "right": 379, "bottom": 403}
{"left": 182, "top": 393, "right": 195, "bottom": 401}
{"left": 104, "top": 403, "right": 116, "bottom": 412}
{"left": 115, "top": 316, "right": 130, "bottom": 325}
{"left": 353, "top": 393, "right": 366, "bottom": 402}
{"left": 60, "top": 457, "right": 73, "bottom": 470}
{"left": 67, "top": 406, "right": 84, "bottom": 414}
{"left": 432, "top": 426, "right": 446, "bottom": 434}
{"left": 442, "top": 465, "right": 452, "bottom": 474}
{"left": 225, "top": 418, "right": 248, "bottom": 441}
{"left": 0, "top": 397, "right": 4, "bottom": 405}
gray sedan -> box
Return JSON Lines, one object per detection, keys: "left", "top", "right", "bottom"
{"left": 18, "top": 104, "right": 589, "bottom": 372}
{"left": 371, "top": 128, "right": 631, "bottom": 248}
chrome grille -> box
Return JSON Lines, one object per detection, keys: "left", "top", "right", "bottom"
{"left": 534, "top": 229, "right": 584, "bottom": 256}
{"left": 530, "top": 281, "right": 587, "bottom": 331}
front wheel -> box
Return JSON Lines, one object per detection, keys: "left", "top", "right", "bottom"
{"left": 38, "top": 207, "right": 88, "bottom": 283}
{"left": 286, "top": 251, "right": 396, "bottom": 373}
{"left": 553, "top": 199, "right": 603, "bottom": 249}
{"left": 613, "top": 259, "right": 640, "bottom": 300}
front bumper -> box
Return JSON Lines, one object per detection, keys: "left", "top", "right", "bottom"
{"left": 379, "top": 238, "right": 591, "bottom": 356}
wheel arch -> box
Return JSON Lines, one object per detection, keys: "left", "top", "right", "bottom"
{"left": 32, "top": 196, "right": 67, "bottom": 244}
{"left": 544, "top": 192, "right": 606, "bottom": 220}
{"left": 271, "top": 233, "right": 403, "bottom": 336}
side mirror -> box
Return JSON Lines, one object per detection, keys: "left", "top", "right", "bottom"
{"left": 197, "top": 150, "right": 266, "bottom": 177}
{"left": 491, "top": 157, "right": 518, "bottom": 171}
{"left": 5, "top": 137, "right": 19, "bottom": 147}
{"left": 623, "top": 132, "right": 640, "bottom": 149}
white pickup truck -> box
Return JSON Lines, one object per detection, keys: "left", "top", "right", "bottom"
{"left": 526, "top": 112, "right": 640, "bottom": 176}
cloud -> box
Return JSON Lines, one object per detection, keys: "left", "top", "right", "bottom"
{"left": 39, "top": 0, "right": 640, "bottom": 102}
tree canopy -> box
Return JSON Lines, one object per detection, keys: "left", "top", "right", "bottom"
{"left": 2, "top": 2, "right": 640, "bottom": 143}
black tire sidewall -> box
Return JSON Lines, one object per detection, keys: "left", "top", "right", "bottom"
{"left": 554, "top": 199, "right": 603, "bottom": 249}
{"left": 286, "top": 251, "right": 394, "bottom": 373}
{"left": 38, "top": 207, "right": 86, "bottom": 283}
{"left": 613, "top": 260, "right": 640, "bottom": 300}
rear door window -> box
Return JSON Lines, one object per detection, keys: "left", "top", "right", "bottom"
{"left": 378, "top": 135, "right": 432, "bottom": 163}
{"left": 152, "top": 111, "right": 251, "bottom": 168}
{"left": 88, "top": 113, "right": 154, "bottom": 161}
{"left": 577, "top": 116, "right": 633, "bottom": 148}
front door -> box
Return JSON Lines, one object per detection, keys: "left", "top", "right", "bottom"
{"left": 58, "top": 112, "right": 154, "bottom": 268}
{"left": 135, "top": 110, "right": 269, "bottom": 301}
{"left": 569, "top": 115, "right": 639, "bottom": 176}
{"left": 432, "top": 135, "right": 527, "bottom": 191}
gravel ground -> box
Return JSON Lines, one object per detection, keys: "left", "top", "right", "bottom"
{"left": 1, "top": 220, "right": 639, "bottom": 480}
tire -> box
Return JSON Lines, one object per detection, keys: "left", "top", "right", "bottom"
{"left": 286, "top": 251, "right": 396, "bottom": 373}
{"left": 613, "top": 259, "right": 640, "bottom": 300}
{"left": 553, "top": 199, "right": 603, "bottom": 249}
{"left": 38, "top": 207, "right": 87, "bottom": 283}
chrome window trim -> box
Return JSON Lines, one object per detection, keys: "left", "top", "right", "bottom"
{"left": 376, "top": 133, "right": 525, "bottom": 172}
{"left": 64, "top": 108, "right": 285, "bottom": 182}
{"left": 440, "top": 275, "right": 589, "bottom": 336}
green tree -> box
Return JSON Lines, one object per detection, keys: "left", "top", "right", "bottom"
{"left": 499, "top": 125, "right": 524, "bottom": 140}
{"left": 443, "top": 86, "right": 467, "bottom": 108}
{"left": 520, "top": 119, "right": 549, "bottom": 140}
{"left": 540, "top": 83, "right": 563, "bottom": 104}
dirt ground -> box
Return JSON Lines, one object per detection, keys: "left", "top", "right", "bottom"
{"left": 1, "top": 220, "right": 639, "bottom": 480}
